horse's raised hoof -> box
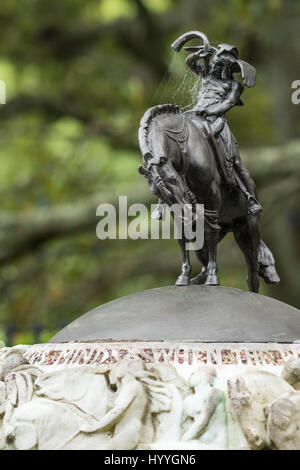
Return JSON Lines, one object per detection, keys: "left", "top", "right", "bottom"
{"left": 190, "top": 272, "right": 207, "bottom": 285}
{"left": 175, "top": 275, "right": 190, "bottom": 286}
{"left": 205, "top": 275, "right": 220, "bottom": 286}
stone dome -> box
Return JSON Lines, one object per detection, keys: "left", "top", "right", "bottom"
{"left": 50, "top": 286, "right": 300, "bottom": 344}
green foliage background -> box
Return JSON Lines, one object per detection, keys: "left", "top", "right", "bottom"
{"left": 0, "top": 0, "right": 299, "bottom": 344}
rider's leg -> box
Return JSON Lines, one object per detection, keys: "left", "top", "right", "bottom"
{"left": 234, "top": 154, "right": 256, "bottom": 193}
{"left": 233, "top": 152, "right": 263, "bottom": 216}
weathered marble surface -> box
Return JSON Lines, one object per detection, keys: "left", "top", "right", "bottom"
{"left": 0, "top": 344, "right": 299, "bottom": 450}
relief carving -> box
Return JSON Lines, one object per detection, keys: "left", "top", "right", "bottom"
{"left": 0, "top": 346, "right": 299, "bottom": 450}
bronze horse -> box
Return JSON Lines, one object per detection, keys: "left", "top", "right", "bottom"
{"left": 138, "top": 104, "right": 279, "bottom": 293}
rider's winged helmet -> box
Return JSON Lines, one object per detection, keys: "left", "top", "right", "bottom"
{"left": 171, "top": 31, "right": 256, "bottom": 87}
{"left": 216, "top": 43, "right": 239, "bottom": 59}
{"left": 211, "top": 44, "right": 239, "bottom": 81}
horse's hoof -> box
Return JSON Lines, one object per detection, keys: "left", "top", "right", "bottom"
{"left": 205, "top": 275, "right": 220, "bottom": 286}
{"left": 190, "top": 273, "right": 207, "bottom": 285}
{"left": 175, "top": 275, "right": 190, "bottom": 286}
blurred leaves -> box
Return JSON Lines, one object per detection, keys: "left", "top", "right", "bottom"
{"left": 0, "top": 0, "right": 298, "bottom": 340}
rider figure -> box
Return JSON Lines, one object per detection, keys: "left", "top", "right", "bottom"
{"left": 185, "top": 43, "right": 262, "bottom": 216}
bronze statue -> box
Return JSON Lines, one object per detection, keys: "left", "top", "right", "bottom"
{"left": 138, "top": 31, "right": 279, "bottom": 293}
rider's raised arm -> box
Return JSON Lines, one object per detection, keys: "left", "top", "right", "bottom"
{"left": 185, "top": 52, "right": 204, "bottom": 76}
{"left": 206, "top": 80, "right": 244, "bottom": 116}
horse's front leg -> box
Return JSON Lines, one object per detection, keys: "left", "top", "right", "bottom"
{"left": 175, "top": 237, "right": 191, "bottom": 286}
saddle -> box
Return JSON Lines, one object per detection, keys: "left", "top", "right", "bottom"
{"left": 184, "top": 111, "right": 236, "bottom": 187}
{"left": 161, "top": 114, "right": 189, "bottom": 173}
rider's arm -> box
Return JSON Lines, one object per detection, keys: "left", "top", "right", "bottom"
{"left": 185, "top": 53, "right": 204, "bottom": 76}
{"left": 80, "top": 383, "right": 136, "bottom": 433}
{"left": 205, "top": 81, "right": 244, "bottom": 116}
{"left": 181, "top": 390, "right": 219, "bottom": 442}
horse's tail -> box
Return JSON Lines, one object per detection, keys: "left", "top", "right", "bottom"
{"left": 138, "top": 104, "right": 180, "bottom": 160}
{"left": 258, "top": 240, "right": 280, "bottom": 284}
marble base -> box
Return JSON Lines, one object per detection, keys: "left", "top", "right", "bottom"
{"left": 0, "top": 341, "right": 300, "bottom": 450}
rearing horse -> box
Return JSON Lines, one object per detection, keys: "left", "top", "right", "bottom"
{"left": 138, "top": 104, "right": 279, "bottom": 293}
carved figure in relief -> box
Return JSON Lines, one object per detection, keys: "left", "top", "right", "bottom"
{"left": 138, "top": 363, "right": 190, "bottom": 446}
{"left": 266, "top": 391, "right": 300, "bottom": 450}
{"left": 76, "top": 359, "right": 151, "bottom": 450}
{"left": 181, "top": 366, "right": 228, "bottom": 449}
{"left": 266, "top": 358, "right": 300, "bottom": 450}
{"left": 4, "top": 370, "right": 109, "bottom": 449}
{"left": 281, "top": 357, "right": 300, "bottom": 390}
{"left": 6, "top": 359, "right": 148, "bottom": 450}
{"left": 0, "top": 348, "right": 42, "bottom": 449}
{"left": 228, "top": 369, "right": 293, "bottom": 450}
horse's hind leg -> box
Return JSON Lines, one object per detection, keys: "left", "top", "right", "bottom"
{"left": 233, "top": 217, "right": 260, "bottom": 293}
{"left": 190, "top": 246, "right": 208, "bottom": 285}
{"left": 191, "top": 230, "right": 227, "bottom": 285}
{"left": 175, "top": 237, "right": 191, "bottom": 286}
{"left": 204, "top": 226, "right": 220, "bottom": 286}
{"left": 202, "top": 182, "right": 222, "bottom": 286}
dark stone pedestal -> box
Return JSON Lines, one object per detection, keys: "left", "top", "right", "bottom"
{"left": 50, "top": 286, "right": 300, "bottom": 343}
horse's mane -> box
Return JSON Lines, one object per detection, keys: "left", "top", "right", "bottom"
{"left": 138, "top": 104, "right": 180, "bottom": 157}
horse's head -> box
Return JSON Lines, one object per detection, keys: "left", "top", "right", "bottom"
{"left": 147, "top": 161, "right": 193, "bottom": 206}
{"left": 142, "top": 162, "right": 198, "bottom": 237}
